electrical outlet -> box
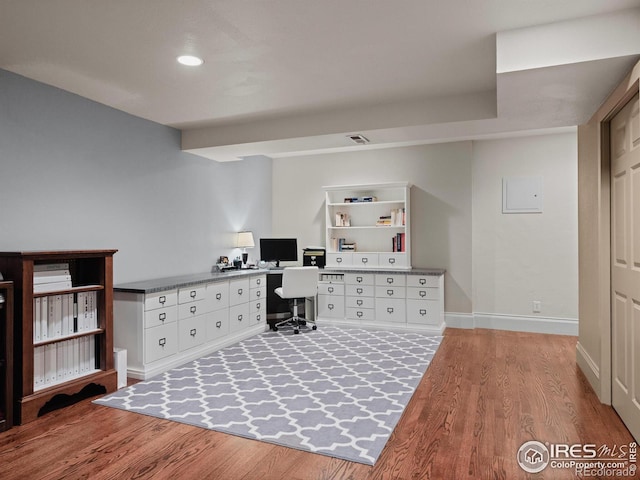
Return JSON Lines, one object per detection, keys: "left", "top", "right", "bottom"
{"left": 532, "top": 301, "right": 541, "bottom": 313}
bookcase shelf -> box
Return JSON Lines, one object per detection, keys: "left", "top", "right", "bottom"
{"left": 324, "top": 182, "right": 411, "bottom": 269}
{"left": 0, "top": 281, "right": 14, "bottom": 431}
{"left": 0, "top": 250, "right": 118, "bottom": 424}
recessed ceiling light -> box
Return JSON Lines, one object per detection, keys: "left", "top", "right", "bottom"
{"left": 177, "top": 55, "right": 204, "bottom": 66}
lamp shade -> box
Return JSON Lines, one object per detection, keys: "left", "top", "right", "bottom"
{"left": 236, "top": 231, "right": 255, "bottom": 249}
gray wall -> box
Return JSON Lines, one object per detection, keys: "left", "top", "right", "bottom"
{"left": 0, "top": 69, "right": 271, "bottom": 283}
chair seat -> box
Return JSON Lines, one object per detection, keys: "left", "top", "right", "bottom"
{"left": 275, "top": 286, "right": 284, "bottom": 298}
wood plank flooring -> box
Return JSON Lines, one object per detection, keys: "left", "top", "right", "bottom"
{"left": 0, "top": 328, "right": 634, "bottom": 479}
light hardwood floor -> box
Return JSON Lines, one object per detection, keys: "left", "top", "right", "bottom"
{"left": 0, "top": 328, "right": 634, "bottom": 479}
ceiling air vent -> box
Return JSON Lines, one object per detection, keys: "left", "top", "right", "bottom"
{"left": 347, "top": 134, "right": 369, "bottom": 145}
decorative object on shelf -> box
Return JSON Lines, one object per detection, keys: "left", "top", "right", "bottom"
{"left": 236, "top": 231, "right": 255, "bottom": 266}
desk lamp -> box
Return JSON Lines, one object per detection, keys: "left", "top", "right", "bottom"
{"left": 236, "top": 231, "right": 255, "bottom": 266}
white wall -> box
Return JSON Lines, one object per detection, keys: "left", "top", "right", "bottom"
{"left": 472, "top": 133, "right": 578, "bottom": 327}
{"left": 0, "top": 69, "right": 272, "bottom": 283}
{"left": 272, "top": 133, "right": 579, "bottom": 332}
{"left": 272, "top": 143, "right": 473, "bottom": 314}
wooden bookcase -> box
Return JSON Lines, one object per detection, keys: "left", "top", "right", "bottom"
{"left": 0, "top": 250, "right": 118, "bottom": 424}
{"left": 0, "top": 281, "right": 13, "bottom": 431}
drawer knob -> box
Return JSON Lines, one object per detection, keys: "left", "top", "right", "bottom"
{"left": 328, "top": 304, "right": 334, "bottom": 310}
{"left": 256, "top": 291, "right": 261, "bottom": 297}
{"left": 190, "top": 290, "right": 197, "bottom": 298}
{"left": 387, "top": 289, "right": 394, "bottom": 296}
{"left": 386, "top": 277, "right": 394, "bottom": 284}
{"left": 190, "top": 305, "right": 197, "bottom": 314}
{"left": 159, "top": 337, "right": 166, "bottom": 347}
{"left": 419, "top": 278, "right": 426, "bottom": 285}
{"left": 216, "top": 293, "right": 222, "bottom": 300}
{"left": 238, "top": 288, "right": 243, "bottom": 295}
{"left": 357, "top": 299, "right": 363, "bottom": 306}
{"left": 256, "top": 279, "right": 261, "bottom": 285}
{"left": 336, "top": 257, "right": 343, "bottom": 263}
{"left": 420, "top": 309, "right": 427, "bottom": 316}
{"left": 357, "top": 288, "right": 363, "bottom": 294}
{"left": 159, "top": 312, "right": 166, "bottom": 322}
{"left": 256, "top": 314, "right": 261, "bottom": 321}
{"left": 357, "top": 311, "right": 363, "bottom": 318}
{"left": 361, "top": 257, "right": 368, "bottom": 264}
{"left": 190, "top": 328, "right": 197, "bottom": 337}
{"left": 419, "top": 290, "right": 427, "bottom": 297}
{"left": 328, "top": 287, "right": 334, "bottom": 293}
{"left": 215, "top": 321, "right": 222, "bottom": 328}
{"left": 237, "top": 314, "right": 243, "bottom": 321}
{"left": 256, "top": 302, "right": 261, "bottom": 309}
{"left": 159, "top": 295, "right": 166, "bottom": 305}
{"left": 356, "top": 276, "right": 363, "bottom": 283}
{"left": 387, "top": 307, "right": 394, "bottom": 314}
{"left": 388, "top": 257, "right": 396, "bottom": 264}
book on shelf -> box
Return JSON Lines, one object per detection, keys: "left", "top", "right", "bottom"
{"left": 32, "top": 291, "right": 97, "bottom": 343}
{"left": 392, "top": 232, "right": 406, "bottom": 252}
{"left": 33, "top": 336, "right": 97, "bottom": 390}
{"left": 335, "top": 212, "right": 350, "bottom": 227}
{"left": 33, "top": 263, "right": 73, "bottom": 292}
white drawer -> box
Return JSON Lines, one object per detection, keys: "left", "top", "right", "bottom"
{"left": 207, "top": 308, "right": 229, "bottom": 342}
{"left": 407, "top": 299, "right": 440, "bottom": 326}
{"left": 326, "top": 252, "right": 353, "bottom": 267}
{"left": 250, "top": 286, "right": 266, "bottom": 302}
{"left": 229, "top": 279, "right": 250, "bottom": 306}
{"left": 345, "top": 273, "right": 375, "bottom": 285}
{"left": 250, "top": 275, "right": 266, "bottom": 289}
{"left": 346, "top": 307, "right": 375, "bottom": 321}
{"left": 318, "top": 282, "right": 344, "bottom": 296}
{"left": 407, "top": 275, "right": 441, "bottom": 288}
{"left": 406, "top": 287, "right": 440, "bottom": 301}
{"left": 144, "top": 322, "right": 178, "bottom": 363}
{"left": 229, "top": 303, "right": 250, "bottom": 333}
{"left": 345, "top": 284, "right": 374, "bottom": 297}
{"left": 346, "top": 296, "right": 375, "bottom": 309}
{"left": 375, "top": 274, "right": 406, "bottom": 287}
{"left": 178, "top": 315, "right": 206, "bottom": 351}
{"left": 178, "top": 285, "right": 207, "bottom": 304}
{"left": 250, "top": 298, "right": 265, "bottom": 314}
{"left": 378, "top": 253, "right": 408, "bottom": 268}
{"left": 178, "top": 300, "right": 206, "bottom": 319}
{"left": 144, "top": 305, "right": 177, "bottom": 329}
{"left": 375, "top": 286, "right": 406, "bottom": 298}
{"left": 317, "top": 295, "right": 345, "bottom": 318}
{"left": 144, "top": 290, "right": 177, "bottom": 311}
{"left": 353, "top": 253, "right": 378, "bottom": 267}
{"left": 375, "top": 298, "right": 406, "bottom": 323}
{"left": 249, "top": 310, "right": 265, "bottom": 326}
{"left": 206, "top": 282, "right": 229, "bottom": 311}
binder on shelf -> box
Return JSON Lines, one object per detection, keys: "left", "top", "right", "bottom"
{"left": 34, "top": 298, "right": 41, "bottom": 342}
{"left": 33, "top": 263, "right": 70, "bottom": 272}
{"left": 33, "top": 280, "right": 73, "bottom": 293}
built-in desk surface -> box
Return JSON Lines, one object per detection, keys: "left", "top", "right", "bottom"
{"left": 114, "top": 268, "right": 269, "bottom": 294}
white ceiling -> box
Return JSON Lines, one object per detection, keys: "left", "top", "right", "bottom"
{"left": 1, "top": 0, "right": 639, "bottom": 161}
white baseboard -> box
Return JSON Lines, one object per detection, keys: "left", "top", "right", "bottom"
{"left": 445, "top": 312, "right": 578, "bottom": 336}
{"left": 576, "top": 341, "right": 601, "bottom": 396}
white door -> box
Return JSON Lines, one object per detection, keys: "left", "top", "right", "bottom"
{"left": 611, "top": 91, "right": 640, "bottom": 441}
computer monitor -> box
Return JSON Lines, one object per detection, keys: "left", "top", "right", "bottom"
{"left": 259, "top": 238, "right": 298, "bottom": 267}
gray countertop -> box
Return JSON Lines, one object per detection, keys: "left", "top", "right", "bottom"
{"left": 114, "top": 266, "right": 445, "bottom": 294}
{"left": 114, "top": 268, "right": 269, "bottom": 294}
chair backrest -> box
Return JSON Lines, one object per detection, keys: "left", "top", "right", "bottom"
{"left": 280, "top": 266, "right": 319, "bottom": 298}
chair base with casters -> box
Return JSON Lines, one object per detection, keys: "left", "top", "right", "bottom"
{"left": 272, "top": 297, "right": 316, "bottom": 334}
{"left": 272, "top": 266, "right": 319, "bottom": 334}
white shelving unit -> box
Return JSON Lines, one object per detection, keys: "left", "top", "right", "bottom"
{"left": 324, "top": 182, "right": 411, "bottom": 269}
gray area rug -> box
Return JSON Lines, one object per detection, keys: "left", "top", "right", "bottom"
{"left": 94, "top": 326, "right": 442, "bottom": 465}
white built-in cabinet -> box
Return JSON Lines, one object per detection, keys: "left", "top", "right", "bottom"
{"left": 317, "top": 269, "right": 445, "bottom": 334}
{"left": 114, "top": 272, "right": 267, "bottom": 380}
{"left": 324, "top": 182, "right": 411, "bottom": 269}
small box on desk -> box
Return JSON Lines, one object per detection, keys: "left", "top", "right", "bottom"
{"left": 303, "top": 248, "right": 325, "bottom": 268}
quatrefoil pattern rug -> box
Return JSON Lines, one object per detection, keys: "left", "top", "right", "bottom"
{"left": 94, "top": 326, "right": 441, "bottom": 465}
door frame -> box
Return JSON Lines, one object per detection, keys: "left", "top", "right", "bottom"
{"left": 577, "top": 62, "right": 639, "bottom": 405}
